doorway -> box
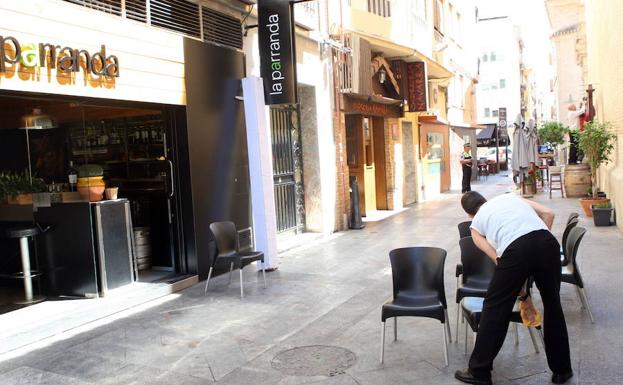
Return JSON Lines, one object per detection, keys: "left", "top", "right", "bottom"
{"left": 421, "top": 123, "right": 450, "bottom": 198}
{"left": 345, "top": 115, "right": 387, "bottom": 216}
{"left": 0, "top": 92, "right": 187, "bottom": 290}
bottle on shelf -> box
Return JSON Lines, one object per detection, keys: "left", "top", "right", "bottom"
{"left": 68, "top": 161, "right": 78, "bottom": 192}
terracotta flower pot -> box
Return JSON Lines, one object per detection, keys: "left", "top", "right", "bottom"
{"left": 77, "top": 176, "right": 106, "bottom": 202}
{"left": 579, "top": 197, "right": 610, "bottom": 217}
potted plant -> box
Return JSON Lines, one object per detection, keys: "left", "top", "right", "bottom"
{"left": 538, "top": 121, "right": 568, "bottom": 164}
{"left": 578, "top": 120, "right": 617, "bottom": 216}
{"left": 592, "top": 202, "right": 614, "bottom": 226}
{"left": 0, "top": 170, "right": 45, "bottom": 204}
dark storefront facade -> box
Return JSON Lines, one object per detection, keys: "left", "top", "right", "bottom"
{"left": 0, "top": 0, "right": 252, "bottom": 313}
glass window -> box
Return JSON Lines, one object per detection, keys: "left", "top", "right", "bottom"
{"left": 499, "top": 79, "right": 506, "bottom": 88}
{"left": 492, "top": 109, "right": 499, "bottom": 117}
{"left": 482, "top": 53, "right": 488, "bottom": 62}
{"left": 484, "top": 108, "right": 490, "bottom": 117}
{"left": 490, "top": 51, "right": 496, "bottom": 61}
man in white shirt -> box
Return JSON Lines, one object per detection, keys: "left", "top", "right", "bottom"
{"left": 454, "top": 192, "right": 572, "bottom": 385}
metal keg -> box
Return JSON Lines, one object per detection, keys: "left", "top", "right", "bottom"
{"left": 133, "top": 227, "right": 152, "bottom": 271}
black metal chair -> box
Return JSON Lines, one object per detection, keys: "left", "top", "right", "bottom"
{"left": 204, "top": 221, "right": 266, "bottom": 298}
{"left": 461, "top": 297, "right": 543, "bottom": 355}
{"left": 562, "top": 226, "right": 594, "bottom": 323}
{"left": 454, "top": 236, "right": 495, "bottom": 342}
{"left": 560, "top": 218, "right": 579, "bottom": 266}
{"left": 380, "top": 247, "right": 451, "bottom": 366}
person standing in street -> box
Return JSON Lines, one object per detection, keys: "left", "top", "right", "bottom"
{"left": 460, "top": 143, "right": 473, "bottom": 193}
{"left": 454, "top": 191, "right": 573, "bottom": 385}
{"left": 567, "top": 102, "right": 586, "bottom": 164}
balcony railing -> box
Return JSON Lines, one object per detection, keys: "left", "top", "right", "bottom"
{"left": 294, "top": 1, "right": 319, "bottom": 30}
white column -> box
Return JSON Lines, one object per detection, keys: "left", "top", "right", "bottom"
{"left": 242, "top": 76, "right": 279, "bottom": 269}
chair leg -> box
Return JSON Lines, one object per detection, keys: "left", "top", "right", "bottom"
{"left": 527, "top": 326, "right": 540, "bottom": 354}
{"left": 204, "top": 267, "right": 213, "bottom": 294}
{"left": 575, "top": 285, "right": 585, "bottom": 309}
{"left": 380, "top": 321, "right": 386, "bottom": 364}
{"left": 513, "top": 322, "right": 519, "bottom": 346}
{"left": 464, "top": 317, "right": 468, "bottom": 355}
{"left": 394, "top": 317, "right": 397, "bottom": 342}
{"left": 473, "top": 331, "right": 477, "bottom": 350}
{"left": 537, "top": 327, "right": 545, "bottom": 348}
{"left": 239, "top": 268, "right": 244, "bottom": 298}
{"left": 579, "top": 287, "right": 595, "bottom": 323}
{"left": 455, "top": 303, "right": 460, "bottom": 344}
{"left": 444, "top": 308, "right": 452, "bottom": 343}
{"left": 262, "top": 263, "right": 267, "bottom": 289}
{"left": 227, "top": 262, "right": 234, "bottom": 285}
{"left": 442, "top": 322, "right": 449, "bottom": 367}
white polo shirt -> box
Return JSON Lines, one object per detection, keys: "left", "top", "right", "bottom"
{"left": 470, "top": 193, "right": 548, "bottom": 257}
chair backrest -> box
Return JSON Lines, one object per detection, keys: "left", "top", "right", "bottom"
{"left": 459, "top": 236, "right": 496, "bottom": 284}
{"left": 389, "top": 247, "right": 447, "bottom": 307}
{"left": 564, "top": 226, "right": 587, "bottom": 286}
{"left": 560, "top": 218, "right": 579, "bottom": 265}
{"left": 458, "top": 221, "right": 472, "bottom": 239}
{"left": 209, "top": 221, "right": 238, "bottom": 260}
{"left": 566, "top": 212, "right": 580, "bottom": 225}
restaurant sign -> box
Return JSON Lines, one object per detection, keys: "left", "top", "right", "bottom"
{"left": 498, "top": 107, "right": 508, "bottom": 140}
{"left": 343, "top": 96, "right": 402, "bottom": 118}
{"left": 0, "top": 36, "right": 120, "bottom": 77}
{"left": 406, "top": 62, "right": 427, "bottom": 112}
{"left": 258, "top": 0, "right": 297, "bottom": 105}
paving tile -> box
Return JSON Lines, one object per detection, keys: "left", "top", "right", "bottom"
{"left": 0, "top": 366, "right": 92, "bottom": 385}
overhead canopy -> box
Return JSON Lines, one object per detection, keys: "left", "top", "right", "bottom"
{"left": 476, "top": 126, "right": 511, "bottom": 147}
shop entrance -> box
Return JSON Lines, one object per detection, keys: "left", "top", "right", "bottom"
{"left": 420, "top": 123, "right": 451, "bottom": 198}
{"left": 345, "top": 115, "right": 387, "bottom": 217}
{"left": 0, "top": 92, "right": 188, "bottom": 310}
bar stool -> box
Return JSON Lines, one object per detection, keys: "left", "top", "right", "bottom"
{"left": 5, "top": 225, "right": 46, "bottom": 304}
{"left": 549, "top": 166, "right": 564, "bottom": 199}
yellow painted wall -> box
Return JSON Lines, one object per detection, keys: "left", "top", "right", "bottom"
{"left": 0, "top": 0, "right": 186, "bottom": 105}
{"left": 585, "top": 0, "right": 623, "bottom": 232}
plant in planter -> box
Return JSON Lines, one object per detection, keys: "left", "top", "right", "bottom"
{"left": 578, "top": 120, "right": 617, "bottom": 216}
{"left": 538, "top": 121, "right": 568, "bottom": 161}
{"left": 592, "top": 202, "right": 614, "bottom": 226}
{"left": 0, "top": 170, "right": 45, "bottom": 204}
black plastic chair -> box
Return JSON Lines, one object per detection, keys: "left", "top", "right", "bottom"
{"left": 454, "top": 236, "right": 495, "bottom": 342}
{"left": 567, "top": 212, "right": 580, "bottom": 225}
{"left": 458, "top": 221, "right": 472, "bottom": 239}
{"left": 380, "top": 247, "right": 450, "bottom": 366}
{"left": 204, "top": 221, "right": 266, "bottom": 298}
{"left": 461, "top": 297, "right": 543, "bottom": 355}
{"left": 560, "top": 218, "right": 579, "bottom": 266}
{"left": 562, "top": 226, "right": 594, "bottom": 323}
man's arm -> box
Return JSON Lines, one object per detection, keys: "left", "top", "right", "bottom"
{"left": 471, "top": 228, "right": 498, "bottom": 265}
{"left": 523, "top": 199, "right": 555, "bottom": 230}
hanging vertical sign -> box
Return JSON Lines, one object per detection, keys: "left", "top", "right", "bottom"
{"left": 498, "top": 107, "right": 508, "bottom": 140}
{"left": 406, "top": 62, "right": 428, "bottom": 112}
{"left": 258, "top": 0, "right": 298, "bottom": 105}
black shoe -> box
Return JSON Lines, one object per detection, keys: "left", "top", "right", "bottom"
{"left": 454, "top": 369, "right": 492, "bottom": 385}
{"left": 552, "top": 371, "right": 573, "bottom": 384}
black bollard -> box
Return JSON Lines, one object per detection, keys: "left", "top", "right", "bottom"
{"left": 349, "top": 176, "right": 365, "bottom": 229}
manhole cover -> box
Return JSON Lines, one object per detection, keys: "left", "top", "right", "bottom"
{"left": 271, "top": 345, "right": 357, "bottom": 376}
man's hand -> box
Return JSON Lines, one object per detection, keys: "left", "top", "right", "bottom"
{"left": 523, "top": 199, "right": 555, "bottom": 230}
{"left": 471, "top": 228, "right": 498, "bottom": 265}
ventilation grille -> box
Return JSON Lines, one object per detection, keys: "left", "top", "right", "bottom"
{"left": 62, "top": 0, "right": 244, "bottom": 50}
{"left": 150, "top": 0, "right": 201, "bottom": 38}
{"left": 64, "top": 0, "right": 122, "bottom": 16}
{"left": 202, "top": 7, "right": 243, "bottom": 50}
{"left": 126, "top": 0, "right": 147, "bottom": 23}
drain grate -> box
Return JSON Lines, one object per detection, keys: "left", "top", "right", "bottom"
{"left": 271, "top": 345, "right": 357, "bottom": 377}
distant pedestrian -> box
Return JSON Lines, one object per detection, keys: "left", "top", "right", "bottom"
{"left": 454, "top": 191, "right": 573, "bottom": 385}
{"left": 460, "top": 143, "right": 473, "bottom": 193}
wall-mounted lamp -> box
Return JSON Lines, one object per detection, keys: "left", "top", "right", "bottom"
{"left": 378, "top": 68, "right": 386, "bottom": 84}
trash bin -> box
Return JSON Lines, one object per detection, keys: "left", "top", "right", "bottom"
{"left": 349, "top": 176, "right": 365, "bottom": 229}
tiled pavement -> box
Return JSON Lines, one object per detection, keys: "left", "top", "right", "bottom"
{"left": 1, "top": 175, "right": 622, "bottom": 385}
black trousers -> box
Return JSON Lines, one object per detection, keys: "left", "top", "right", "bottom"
{"left": 462, "top": 165, "right": 472, "bottom": 193}
{"left": 469, "top": 230, "right": 572, "bottom": 379}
